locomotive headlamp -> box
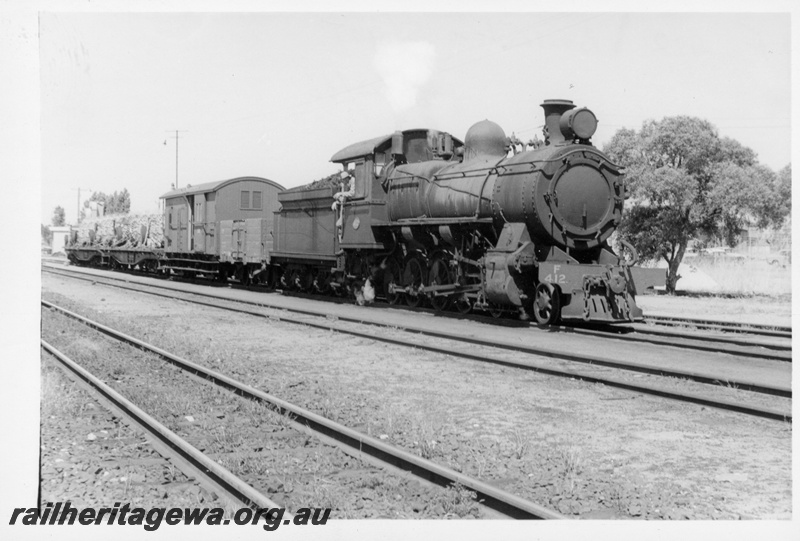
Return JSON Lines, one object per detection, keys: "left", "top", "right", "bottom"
{"left": 559, "top": 107, "right": 598, "bottom": 141}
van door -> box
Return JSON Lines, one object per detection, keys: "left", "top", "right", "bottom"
{"left": 193, "top": 195, "right": 206, "bottom": 253}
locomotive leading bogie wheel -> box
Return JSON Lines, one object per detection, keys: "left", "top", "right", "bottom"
{"left": 402, "top": 257, "right": 426, "bottom": 308}
{"left": 488, "top": 304, "right": 504, "bottom": 319}
{"left": 454, "top": 294, "right": 472, "bottom": 314}
{"left": 533, "top": 282, "right": 561, "bottom": 327}
{"left": 428, "top": 256, "right": 453, "bottom": 311}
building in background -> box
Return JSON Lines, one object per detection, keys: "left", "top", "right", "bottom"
{"left": 49, "top": 225, "right": 72, "bottom": 255}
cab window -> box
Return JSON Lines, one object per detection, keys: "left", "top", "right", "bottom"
{"left": 345, "top": 160, "right": 367, "bottom": 199}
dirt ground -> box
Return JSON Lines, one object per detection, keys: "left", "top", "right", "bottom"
{"left": 636, "top": 293, "right": 792, "bottom": 328}
{"left": 40, "top": 271, "right": 792, "bottom": 520}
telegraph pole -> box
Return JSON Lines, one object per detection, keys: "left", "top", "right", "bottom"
{"left": 165, "top": 130, "right": 188, "bottom": 188}
{"left": 72, "top": 187, "right": 91, "bottom": 224}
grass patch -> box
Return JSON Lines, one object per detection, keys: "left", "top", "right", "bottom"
{"left": 427, "top": 483, "right": 481, "bottom": 518}
{"left": 682, "top": 259, "right": 791, "bottom": 297}
{"left": 40, "top": 363, "right": 85, "bottom": 419}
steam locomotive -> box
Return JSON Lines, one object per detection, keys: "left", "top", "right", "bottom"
{"left": 66, "top": 99, "right": 664, "bottom": 326}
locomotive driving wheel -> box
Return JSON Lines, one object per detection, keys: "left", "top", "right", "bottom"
{"left": 402, "top": 256, "right": 426, "bottom": 308}
{"left": 533, "top": 282, "right": 561, "bottom": 326}
{"left": 428, "top": 254, "right": 454, "bottom": 311}
{"left": 382, "top": 258, "right": 402, "bottom": 305}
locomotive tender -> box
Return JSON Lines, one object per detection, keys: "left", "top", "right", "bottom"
{"left": 66, "top": 99, "right": 664, "bottom": 326}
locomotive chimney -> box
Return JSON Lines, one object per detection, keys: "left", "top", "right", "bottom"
{"left": 540, "top": 99, "right": 575, "bottom": 145}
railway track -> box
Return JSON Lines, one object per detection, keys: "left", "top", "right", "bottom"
{"left": 43, "top": 263, "right": 792, "bottom": 358}
{"left": 43, "top": 266, "right": 792, "bottom": 422}
{"left": 42, "top": 301, "right": 564, "bottom": 520}
{"left": 551, "top": 322, "right": 791, "bottom": 362}
{"left": 644, "top": 314, "right": 792, "bottom": 339}
{"left": 41, "top": 340, "right": 288, "bottom": 517}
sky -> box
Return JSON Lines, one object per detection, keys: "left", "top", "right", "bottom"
{"left": 33, "top": 7, "right": 792, "bottom": 223}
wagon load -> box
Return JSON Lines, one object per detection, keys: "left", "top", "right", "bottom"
{"left": 73, "top": 213, "right": 164, "bottom": 248}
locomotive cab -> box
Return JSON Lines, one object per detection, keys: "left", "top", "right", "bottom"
{"left": 328, "top": 129, "right": 464, "bottom": 250}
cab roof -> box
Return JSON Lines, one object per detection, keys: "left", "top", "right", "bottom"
{"left": 330, "top": 129, "right": 464, "bottom": 164}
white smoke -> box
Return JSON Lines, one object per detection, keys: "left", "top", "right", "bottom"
{"left": 373, "top": 41, "right": 436, "bottom": 112}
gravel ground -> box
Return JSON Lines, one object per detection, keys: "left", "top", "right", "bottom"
{"left": 39, "top": 357, "right": 220, "bottom": 509}
{"left": 41, "top": 272, "right": 792, "bottom": 519}
{"left": 41, "top": 305, "right": 484, "bottom": 519}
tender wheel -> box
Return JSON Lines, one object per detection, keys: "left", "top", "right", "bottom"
{"left": 296, "top": 266, "right": 313, "bottom": 292}
{"left": 269, "top": 269, "right": 283, "bottom": 290}
{"left": 402, "top": 256, "right": 426, "bottom": 308}
{"left": 314, "top": 273, "right": 332, "bottom": 295}
{"left": 281, "top": 269, "right": 298, "bottom": 291}
{"left": 428, "top": 256, "right": 453, "bottom": 311}
{"left": 533, "top": 282, "right": 561, "bottom": 326}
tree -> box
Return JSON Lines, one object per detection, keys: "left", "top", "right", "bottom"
{"left": 42, "top": 205, "right": 65, "bottom": 245}
{"left": 88, "top": 189, "right": 131, "bottom": 215}
{"left": 604, "top": 117, "right": 787, "bottom": 293}
{"left": 41, "top": 223, "right": 53, "bottom": 245}
{"left": 774, "top": 164, "right": 791, "bottom": 220}
{"left": 52, "top": 205, "right": 65, "bottom": 226}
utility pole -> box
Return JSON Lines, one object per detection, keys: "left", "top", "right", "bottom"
{"left": 72, "top": 187, "right": 92, "bottom": 224}
{"left": 165, "top": 130, "right": 188, "bottom": 189}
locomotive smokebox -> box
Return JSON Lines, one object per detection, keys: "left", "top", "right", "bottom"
{"left": 541, "top": 99, "right": 576, "bottom": 145}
